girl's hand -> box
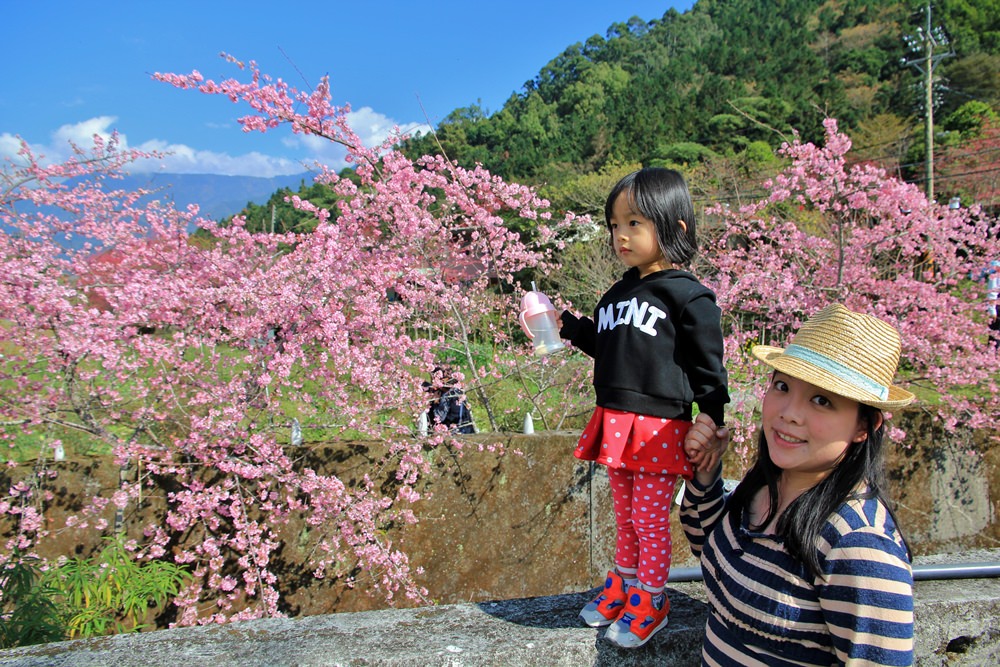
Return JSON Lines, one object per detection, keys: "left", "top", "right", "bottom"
{"left": 685, "top": 413, "right": 729, "bottom": 484}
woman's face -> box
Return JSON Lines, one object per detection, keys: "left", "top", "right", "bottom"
{"left": 761, "top": 371, "right": 869, "bottom": 487}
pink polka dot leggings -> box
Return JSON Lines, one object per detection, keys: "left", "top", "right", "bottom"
{"left": 608, "top": 467, "right": 677, "bottom": 590}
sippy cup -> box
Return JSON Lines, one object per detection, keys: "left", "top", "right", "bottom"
{"left": 518, "top": 283, "right": 565, "bottom": 356}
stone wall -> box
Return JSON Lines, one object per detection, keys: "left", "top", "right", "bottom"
{"left": 271, "top": 408, "right": 1000, "bottom": 615}
{"left": 2, "top": 407, "right": 997, "bottom": 621}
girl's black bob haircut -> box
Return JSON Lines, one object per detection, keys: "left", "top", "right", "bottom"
{"left": 604, "top": 167, "right": 698, "bottom": 265}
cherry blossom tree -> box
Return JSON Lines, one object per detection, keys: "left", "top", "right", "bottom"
{"left": 1, "top": 55, "right": 576, "bottom": 625}
{"left": 707, "top": 118, "right": 1000, "bottom": 463}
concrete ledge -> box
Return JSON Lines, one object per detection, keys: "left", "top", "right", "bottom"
{"left": 5, "top": 424, "right": 997, "bottom": 620}
{"left": 3, "top": 573, "right": 999, "bottom": 666}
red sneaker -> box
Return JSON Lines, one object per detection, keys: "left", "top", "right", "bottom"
{"left": 604, "top": 587, "right": 670, "bottom": 648}
{"left": 579, "top": 570, "right": 629, "bottom": 627}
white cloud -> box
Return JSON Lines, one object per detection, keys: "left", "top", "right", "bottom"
{"left": 0, "top": 117, "right": 305, "bottom": 178}
{"left": 52, "top": 116, "right": 124, "bottom": 164}
{"left": 0, "top": 117, "right": 125, "bottom": 169}
{"left": 52, "top": 116, "right": 119, "bottom": 146}
{"left": 1, "top": 110, "right": 433, "bottom": 179}
{"left": 0, "top": 133, "right": 24, "bottom": 162}
{"left": 0, "top": 117, "right": 122, "bottom": 168}
{"left": 130, "top": 139, "right": 305, "bottom": 178}
{"left": 290, "top": 106, "right": 431, "bottom": 172}
{"left": 346, "top": 107, "right": 431, "bottom": 147}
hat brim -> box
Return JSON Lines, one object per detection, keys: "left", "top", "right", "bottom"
{"left": 752, "top": 345, "right": 915, "bottom": 411}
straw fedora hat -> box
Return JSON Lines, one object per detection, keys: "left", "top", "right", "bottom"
{"left": 751, "top": 304, "right": 915, "bottom": 410}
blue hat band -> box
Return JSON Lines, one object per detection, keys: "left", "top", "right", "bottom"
{"left": 783, "top": 344, "right": 889, "bottom": 401}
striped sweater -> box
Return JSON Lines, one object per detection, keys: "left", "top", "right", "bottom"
{"left": 680, "top": 473, "right": 914, "bottom": 666}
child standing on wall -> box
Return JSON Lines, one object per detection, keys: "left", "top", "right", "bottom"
{"left": 558, "top": 167, "right": 730, "bottom": 648}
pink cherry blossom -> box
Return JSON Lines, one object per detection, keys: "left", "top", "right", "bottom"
{"left": 706, "top": 118, "right": 1000, "bottom": 458}
{"left": 1, "top": 55, "right": 573, "bottom": 623}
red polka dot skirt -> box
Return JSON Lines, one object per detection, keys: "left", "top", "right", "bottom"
{"left": 575, "top": 407, "right": 693, "bottom": 479}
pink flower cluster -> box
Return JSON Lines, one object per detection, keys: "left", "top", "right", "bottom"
{"left": 707, "top": 118, "right": 1000, "bottom": 460}
{"left": 0, "top": 55, "right": 570, "bottom": 625}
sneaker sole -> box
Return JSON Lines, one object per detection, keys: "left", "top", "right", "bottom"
{"left": 579, "top": 611, "right": 616, "bottom": 628}
{"left": 604, "top": 615, "right": 669, "bottom": 648}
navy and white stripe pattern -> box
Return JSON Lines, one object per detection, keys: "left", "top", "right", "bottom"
{"left": 680, "top": 475, "right": 914, "bottom": 666}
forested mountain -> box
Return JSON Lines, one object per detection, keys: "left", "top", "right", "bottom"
{"left": 235, "top": 0, "right": 999, "bottom": 233}
{"left": 400, "top": 0, "right": 1000, "bottom": 199}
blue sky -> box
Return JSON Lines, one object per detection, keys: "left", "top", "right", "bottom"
{"left": 0, "top": 1, "right": 694, "bottom": 178}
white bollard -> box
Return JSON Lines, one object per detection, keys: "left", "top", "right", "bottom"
{"left": 417, "top": 411, "right": 429, "bottom": 437}
{"left": 523, "top": 413, "right": 535, "bottom": 435}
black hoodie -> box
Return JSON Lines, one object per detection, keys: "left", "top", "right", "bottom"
{"left": 560, "top": 267, "right": 729, "bottom": 426}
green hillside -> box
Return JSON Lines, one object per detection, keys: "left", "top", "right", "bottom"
{"left": 234, "top": 0, "right": 999, "bottom": 233}
{"left": 400, "top": 0, "right": 999, "bottom": 200}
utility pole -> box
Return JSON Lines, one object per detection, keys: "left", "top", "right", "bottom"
{"left": 902, "top": 1, "right": 953, "bottom": 202}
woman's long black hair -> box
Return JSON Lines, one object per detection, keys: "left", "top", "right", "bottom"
{"left": 726, "top": 403, "right": 911, "bottom": 578}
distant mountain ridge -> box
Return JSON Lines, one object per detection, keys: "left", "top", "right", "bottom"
{"left": 118, "top": 171, "right": 313, "bottom": 222}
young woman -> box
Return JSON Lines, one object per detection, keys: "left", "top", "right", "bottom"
{"left": 682, "top": 303, "right": 915, "bottom": 666}
{"left": 559, "top": 167, "right": 729, "bottom": 648}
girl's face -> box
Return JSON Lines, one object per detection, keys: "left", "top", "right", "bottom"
{"left": 608, "top": 191, "right": 667, "bottom": 278}
{"left": 761, "top": 371, "right": 869, "bottom": 488}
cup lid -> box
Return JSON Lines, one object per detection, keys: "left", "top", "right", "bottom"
{"left": 520, "top": 290, "right": 555, "bottom": 316}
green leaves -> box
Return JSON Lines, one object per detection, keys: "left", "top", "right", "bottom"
{"left": 0, "top": 553, "right": 66, "bottom": 649}
{"left": 40, "top": 537, "right": 190, "bottom": 640}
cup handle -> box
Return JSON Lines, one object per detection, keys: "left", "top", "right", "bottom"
{"left": 518, "top": 311, "right": 535, "bottom": 339}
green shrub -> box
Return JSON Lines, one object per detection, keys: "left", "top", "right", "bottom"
{"left": 43, "top": 536, "right": 191, "bottom": 639}
{"left": 0, "top": 553, "right": 67, "bottom": 648}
